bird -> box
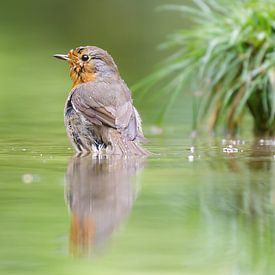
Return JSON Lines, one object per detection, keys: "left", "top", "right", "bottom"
{"left": 54, "top": 46, "right": 149, "bottom": 156}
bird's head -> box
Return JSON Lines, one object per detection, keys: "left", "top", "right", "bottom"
{"left": 54, "top": 46, "right": 119, "bottom": 87}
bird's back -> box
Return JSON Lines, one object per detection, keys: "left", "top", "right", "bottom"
{"left": 65, "top": 78, "right": 148, "bottom": 155}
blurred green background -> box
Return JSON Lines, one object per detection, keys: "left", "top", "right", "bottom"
{"left": 0, "top": 1, "right": 275, "bottom": 275}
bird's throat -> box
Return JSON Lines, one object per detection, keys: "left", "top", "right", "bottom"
{"left": 70, "top": 65, "right": 96, "bottom": 88}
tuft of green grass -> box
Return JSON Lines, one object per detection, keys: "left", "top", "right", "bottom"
{"left": 136, "top": 0, "right": 275, "bottom": 136}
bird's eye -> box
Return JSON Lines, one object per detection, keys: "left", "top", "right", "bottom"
{"left": 81, "top": 55, "right": 89, "bottom": 61}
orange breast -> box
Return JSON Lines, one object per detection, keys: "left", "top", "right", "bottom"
{"left": 70, "top": 68, "right": 96, "bottom": 88}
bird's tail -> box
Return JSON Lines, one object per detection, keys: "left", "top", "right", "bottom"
{"left": 107, "top": 130, "right": 150, "bottom": 156}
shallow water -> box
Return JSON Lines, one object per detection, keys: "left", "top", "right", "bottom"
{"left": 1, "top": 128, "right": 275, "bottom": 275}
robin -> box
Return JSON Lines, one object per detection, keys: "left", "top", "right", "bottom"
{"left": 54, "top": 46, "right": 149, "bottom": 155}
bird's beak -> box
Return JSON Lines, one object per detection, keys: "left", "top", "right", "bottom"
{"left": 53, "top": 54, "right": 69, "bottom": 61}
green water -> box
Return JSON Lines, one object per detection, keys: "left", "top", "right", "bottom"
{"left": 1, "top": 0, "right": 275, "bottom": 274}
{"left": 1, "top": 127, "right": 275, "bottom": 275}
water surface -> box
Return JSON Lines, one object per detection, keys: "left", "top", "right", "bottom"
{"left": 1, "top": 129, "right": 274, "bottom": 275}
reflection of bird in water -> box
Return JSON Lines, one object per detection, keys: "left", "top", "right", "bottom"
{"left": 65, "top": 155, "right": 145, "bottom": 257}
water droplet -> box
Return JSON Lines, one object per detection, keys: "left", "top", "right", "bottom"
{"left": 22, "top": 174, "right": 33, "bottom": 184}
{"left": 188, "top": 155, "right": 194, "bottom": 162}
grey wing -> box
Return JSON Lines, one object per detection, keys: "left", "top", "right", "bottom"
{"left": 71, "top": 82, "right": 116, "bottom": 128}
{"left": 70, "top": 80, "right": 145, "bottom": 142}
